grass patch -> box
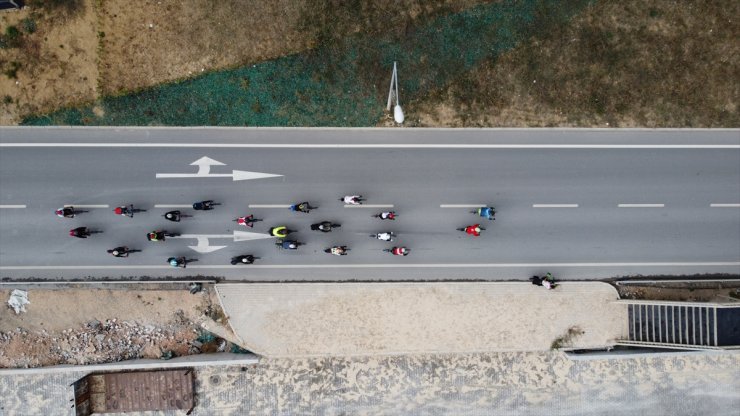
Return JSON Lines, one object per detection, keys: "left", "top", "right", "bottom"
{"left": 21, "top": 18, "right": 37, "bottom": 34}
{"left": 551, "top": 326, "right": 585, "bottom": 350}
{"left": 3, "top": 61, "right": 21, "bottom": 79}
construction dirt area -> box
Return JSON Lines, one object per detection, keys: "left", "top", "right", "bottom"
{"left": 0, "top": 284, "right": 233, "bottom": 368}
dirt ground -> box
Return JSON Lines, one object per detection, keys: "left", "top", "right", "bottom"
{"left": 616, "top": 281, "right": 740, "bottom": 303}
{"left": 0, "top": 1, "right": 99, "bottom": 125}
{"left": 0, "top": 285, "right": 230, "bottom": 368}
{"left": 408, "top": 0, "right": 739, "bottom": 127}
{"left": 1, "top": 0, "right": 490, "bottom": 124}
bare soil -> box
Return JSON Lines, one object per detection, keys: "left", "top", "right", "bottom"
{"left": 1, "top": 0, "right": 491, "bottom": 124}
{"left": 97, "top": 0, "right": 490, "bottom": 95}
{"left": 407, "top": 0, "right": 739, "bottom": 127}
{"left": 616, "top": 281, "right": 740, "bottom": 303}
{"left": 0, "top": 285, "right": 228, "bottom": 368}
{"left": 0, "top": 0, "right": 99, "bottom": 124}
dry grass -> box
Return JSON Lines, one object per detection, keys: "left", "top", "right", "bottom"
{"left": 409, "top": 0, "right": 740, "bottom": 127}
{"left": 0, "top": 0, "right": 99, "bottom": 124}
{"left": 98, "top": 0, "right": 490, "bottom": 95}
{"left": 2, "top": 0, "right": 492, "bottom": 123}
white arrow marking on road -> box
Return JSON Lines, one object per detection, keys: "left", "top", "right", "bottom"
{"left": 188, "top": 238, "right": 227, "bottom": 253}
{"left": 190, "top": 156, "right": 225, "bottom": 175}
{"left": 0, "top": 205, "right": 26, "bottom": 209}
{"left": 231, "top": 170, "right": 283, "bottom": 181}
{"left": 170, "top": 230, "right": 272, "bottom": 253}
{"left": 156, "top": 156, "right": 283, "bottom": 181}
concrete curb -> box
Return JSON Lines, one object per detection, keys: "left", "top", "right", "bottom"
{"left": 0, "top": 353, "right": 259, "bottom": 375}
{"left": 3, "top": 126, "right": 739, "bottom": 132}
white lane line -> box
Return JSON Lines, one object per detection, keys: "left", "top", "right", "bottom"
{"left": 345, "top": 204, "right": 394, "bottom": 208}
{"left": 248, "top": 204, "right": 292, "bottom": 208}
{"left": 2, "top": 262, "right": 739, "bottom": 270}
{"left": 64, "top": 204, "right": 109, "bottom": 208}
{"left": 440, "top": 204, "right": 485, "bottom": 208}
{"left": 710, "top": 203, "right": 740, "bottom": 208}
{"left": 533, "top": 204, "right": 579, "bottom": 208}
{"left": 0, "top": 205, "right": 26, "bottom": 209}
{"left": 154, "top": 204, "right": 192, "bottom": 208}
{"left": 3, "top": 143, "right": 740, "bottom": 149}
{"left": 618, "top": 204, "right": 664, "bottom": 208}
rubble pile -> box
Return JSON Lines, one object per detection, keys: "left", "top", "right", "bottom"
{"left": 0, "top": 316, "right": 199, "bottom": 368}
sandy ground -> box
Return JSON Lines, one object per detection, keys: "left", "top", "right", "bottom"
{"left": 0, "top": 286, "right": 227, "bottom": 368}
{"left": 2, "top": 351, "right": 738, "bottom": 415}
{"left": 218, "top": 282, "right": 628, "bottom": 357}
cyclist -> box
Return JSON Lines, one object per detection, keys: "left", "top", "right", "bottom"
{"left": 236, "top": 215, "right": 255, "bottom": 227}
{"left": 147, "top": 231, "right": 166, "bottom": 241}
{"left": 325, "top": 246, "right": 348, "bottom": 256}
{"left": 55, "top": 207, "right": 75, "bottom": 218}
{"left": 269, "top": 226, "right": 288, "bottom": 238}
{"left": 193, "top": 200, "right": 215, "bottom": 211}
{"left": 391, "top": 246, "right": 410, "bottom": 256}
{"left": 231, "top": 255, "right": 255, "bottom": 265}
{"left": 379, "top": 211, "right": 396, "bottom": 220}
{"left": 163, "top": 210, "right": 181, "bottom": 222}
{"left": 113, "top": 205, "right": 134, "bottom": 217}
{"left": 310, "top": 221, "right": 338, "bottom": 232}
{"left": 107, "top": 247, "right": 129, "bottom": 257}
{"left": 465, "top": 224, "right": 483, "bottom": 237}
{"left": 69, "top": 227, "right": 90, "bottom": 238}
{"left": 374, "top": 232, "right": 394, "bottom": 241}
{"left": 476, "top": 206, "right": 496, "bottom": 220}
{"left": 340, "top": 195, "right": 362, "bottom": 205}
{"left": 290, "top": 202, "right": 313, "bottom": 213}
{"left": 280, "top": 240, "right": 299, "bottom": 250}
{"left": 168, "top": 257, "right": 186, "bottom": 268}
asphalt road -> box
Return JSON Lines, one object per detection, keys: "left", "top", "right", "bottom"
{"left": 1, "top": 127, "right": 739, "bottom": 280}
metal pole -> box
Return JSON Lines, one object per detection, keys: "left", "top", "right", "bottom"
{"left": 386, "top": 62, "right": 397, "bottom": 111}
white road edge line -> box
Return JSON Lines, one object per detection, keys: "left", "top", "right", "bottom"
{"left": 440, "top": 204, "right": 485, "bottom": 208}
{"left": 248, "top": 204, "right": 292, "bottom": 208}
{"left": 0, "top": 205, "right": 26, "bottom": 209}
{"left": 710, "top": 203, "right": 740, "bottom": 208}
{"left": 2, "top": 262, "right": 739, "bottom": 270}
{"left": 618, "top": 204, "right": 665, "bottom": 208}
{"left": 154, "top": 204, "right": 192, "bottom": 208}
{"left": 3, "top": 143, "right": 740, "bottom": 149}
{"left": 532, "top": 204, "right": 579, "bottom": 208}
{"left": 345, "top": 204, "right": 394, "bottom": 208}
{"left": 64, "top": 204, "right": 109, "bottom": 208}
